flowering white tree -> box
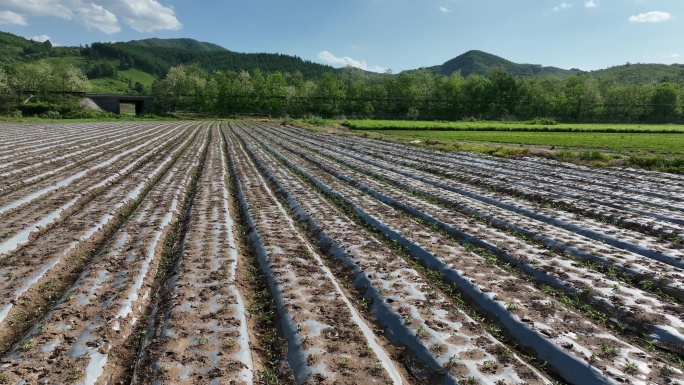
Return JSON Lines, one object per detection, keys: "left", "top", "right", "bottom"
{"left": 9, "top": 61, "right": 90, "bottom": 93}
{"left": 0, "top": 68, "right": 9, "bottom": 94}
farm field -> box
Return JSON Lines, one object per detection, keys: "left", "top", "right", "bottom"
{"left": 352, "top": 130, "right": 684, "bottom": 156}
{"left": 343, "top": 120, "right": 684, "bottom": 134}
{"left": 0, "top": 121, "right": 683, "bottom": 384}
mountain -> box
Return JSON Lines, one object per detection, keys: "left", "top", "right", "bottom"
{"left": 583, "top": 63, "right": 684, "bottom": 84}
{"left": 418, "top": 50, "right": 684, "bottom": 84}
{"left": 0, "top": 31, "right": 57, "bottom": 62}
{"left": 125, "top": 38, "right": 228, "bottom": 52}
{"left": 2, "top": 30, "right": 683, "bottom": 94}
{"left": 0, "top": 31, "right": 334, "bottom": 79}
{"left": 86, "top": 39, "right": 333, "bottom": 78}
{"left": 0, "top": 31, "right": 81, "bottom": 62}
{"left": 423, "top": 50, "right": 582, "bottom": 78}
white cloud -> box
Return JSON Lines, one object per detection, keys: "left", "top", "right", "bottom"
{"left": 30, "top": 34, "right": 51, "bottom": 42}
{"left": 439, "top": 5, "right": 450, "bottom": 14}
{"left": 585, "top": 0, "right": 598, "bottom": 8}
{"left": 2, "top": 0, "right": 74, "bottom": 20}
{"left": 0, "top": 0, "right": 181, "bottom": 34}
{"left": 0, "top": 10, "right": 27, "bottom": 25}
{"left": 670, "top": 53, "right": 680, "bottom": 58}
{"left": 629, "top": 11, "right": 671, "bottom": 23}
{"left": 552, "top": 2, "right": 573, "bottom": 11}
{"left": 78, "top": 3, "right": 120, "bottom": 34}
{"left": 106, "top": 0, "right": 181, "bottom": 32}
{"left": 29, "top": 34, "right": 61, "bottom": 45}
{"left": 317, "top": 51, "right": 387, "bottom": 73}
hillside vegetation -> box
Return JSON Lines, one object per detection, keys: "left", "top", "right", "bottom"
{"left": 585, "top": 63, "right": 684, "bottom": 84}
{"left": 424, "top": 50, "right": 582, "bottom": 78}
{"left": 1, "top": 30, "right": 683, "bottom": 124}
{"left": 84, "top": 41, "right": 333, "bottom": 79}
{"left": 3, "top": 31, "right": 684, "bottom": 90}
{"left": 125, "top": 38, "right": 228, "bottom": 52}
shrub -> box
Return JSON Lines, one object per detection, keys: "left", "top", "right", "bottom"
{"left": 579, "top": 150, "right": 610, "bottom": 161}
{"left": 5, "top": 110, "right": 22, "bottom": 118}
{"left": 406, "top": 107, "right": 420, "bottom": 121}
{"left": 553, "top": 149, "right": 577, "bottom": 161}
{"left": 528, "top": 117, "right": 558, "bottom": 125}
{"left": 628, "top": 155, "right": 684, "bottom": 174}
{"left": 492, "top": 146, "right": 531, "bottom": 158}
{"left": 304, "top": 115, "right": 326, "bottom": 126}
{"left": 62, "top": 109, "right": 116, "bottom": 119}
{"left": 39, "top": 111, "right": 61, "bottom": 119}
{"left": 17, "top": 101, "right": 56, "bottom": 116}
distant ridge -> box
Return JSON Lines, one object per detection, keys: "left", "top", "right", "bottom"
{"left": 125, "top": 38, "right": 229, "bottom": 52}
{"left": 86, "top": 38, "right": 334, "bottom": 78}
{"left": 421, "top": 50, "right": 582, "bottom": 78}
{"left": 1, "top": 30, "right": 683, "bottom": 85}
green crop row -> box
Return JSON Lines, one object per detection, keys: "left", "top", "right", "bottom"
{"left": 343, "top": 119, "right": 684, "bottom": 133}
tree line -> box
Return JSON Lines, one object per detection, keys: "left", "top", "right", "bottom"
{"left": 84, "top": 42, "right": 333, "bottom": 80}
{"left": 0, "top": 60, "right": 90, "bottom": 95}
{"left": 1, "top": 57, "right": 682, "bottom": 124}
{"left": 152, "top": 64, "right": 684, "bottom": 123}
{"left": 0, "top": 60, "right": 90, "bottom": 117}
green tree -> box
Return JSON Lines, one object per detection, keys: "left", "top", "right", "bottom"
{"left": 265, "top": 71, "right": 287, "bottom": 115}
{"left": 461, "top": 75, "right": 492, "bottom": 117}
{"left": 153, "top": 63, "right": 207, "bottom": 111}
{"left": 651, "top": 82, "right": 682, "bottom": 122}
{"left": 317, "top": 72, "right": 344, "bottom": 117}
{"left": 517, "top": 77, "right": 565, "bottom": 120}
{"left": 601, "top": 83, "right": 653, "bottom": 123}
{"left": 563, "top": 75, "right": 603, "bottom": 122}
{"left": 437, "top": 72, "right": 465, "bottom": 119}
{"left": 487, "top": 67, "right": 520, "bottom": 117}
{"left": 0, "top": 68, "right": 9, "bottom": 94}
{"left": 12, "top": 60, "right": 52, "bottom": 94}
{"left": 53, "top": 63, "right": 91, "bottom": 92}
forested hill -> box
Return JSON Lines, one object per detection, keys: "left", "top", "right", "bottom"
{"left": 0, "top": 31, "right": 335, "bottom": 79}
{"left": 584, "top": 63, "right": 684, "bottom": 84}
{"left": 124, "top": 38, "right": 228, "bottom": 52}
{"left": 416, "top": 50, "right": 684, "bottom": 84}
{"left": 2, "top": 30, "right": 684, "bottom": 86}
{"left": 0, "top": 31, "right": 80, "bottom": 62}
{"left": 85, "top": 40, "right": 334, "bottom": 78}
{"left": 422, "top": 50, "right": 582, "bottom": 78}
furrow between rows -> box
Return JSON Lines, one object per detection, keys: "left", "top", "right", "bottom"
{"left": 233, "top": 123, "right": 550, "bottom": 385}
{"left": 0, "top": 124, "right": 175, "bottom": 193}
{"left": 228, "top": 126, "right": 407, "bottom": 384}
{"left": 0, "top": 123, "right": 153, "bottom": 181}
{"left": 138, "top": 125, "right": 255, "bottom": 384}
{"left": 246, "top": 124, "right": 684, "bottom": 385}
{"left": 343, "top": 136, "right": 684, "bottom": 233}
{"left": 256, "top": 125, "right": 684, "bottom": 351}
{"left": 287, "top": 130, "right": 684, "bottom": 292}
{"left": 282, "top": 125, "right": 684, "bottom": 267}
{"left": 0, "top": 124, "right": 209, "bottom": 384}
{"left": 267, "top": 125, "right": 684, "bottom": 300}
{"left": 0, "top": 123, "right": 191, "bottom": 257}
{"left": 0, "top": 122, "right": 189, "bottom": 215}
{"left": 0, "top": 123, "right": 136, "bottom": 165}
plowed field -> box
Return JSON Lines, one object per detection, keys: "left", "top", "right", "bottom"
{"left": 0, "top": 121, "right": 682, "bottom": 385}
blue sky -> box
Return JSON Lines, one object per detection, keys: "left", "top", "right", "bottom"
{"left": 0, "top": 0, "right": 681, "bottom": 73}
